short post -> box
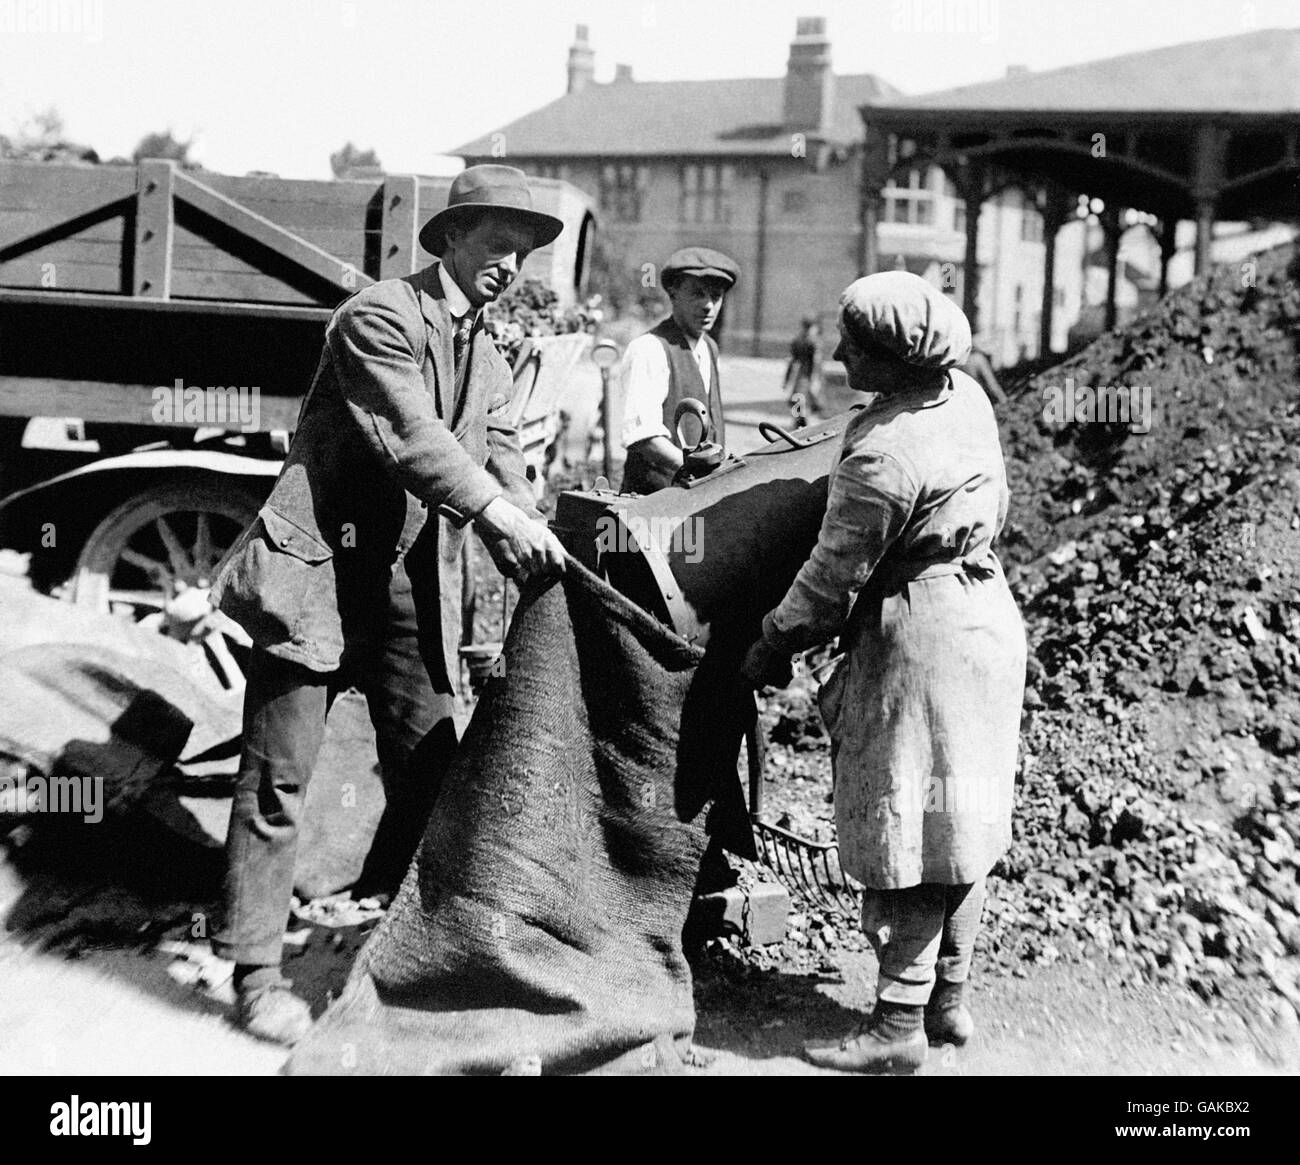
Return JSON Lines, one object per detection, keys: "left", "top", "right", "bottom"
{"left": 590, "top": 338, "right": 621, "bottom": 481}
{"left": 135, "top": 158, "right": 176, "bottom": 299}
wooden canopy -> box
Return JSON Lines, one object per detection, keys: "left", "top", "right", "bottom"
{"left": 856, "top": 29, "right": 1300, "bottom": 350}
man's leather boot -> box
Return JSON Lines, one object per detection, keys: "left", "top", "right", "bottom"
{"left": 233, "top": 968, "right": 312, "bottom": 1046}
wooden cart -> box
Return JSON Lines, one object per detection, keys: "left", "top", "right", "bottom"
{"left": 0, "top": 158, "right": 596, "bottom": 684}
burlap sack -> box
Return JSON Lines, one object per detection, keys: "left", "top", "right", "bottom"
{"left": 287, "top": 563, "right": 733, "bottom": 1075}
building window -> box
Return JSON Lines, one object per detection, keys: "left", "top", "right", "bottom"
{"left": 680, "top": 163, "right": 733, "bottom": 224}
{"left": 883, "top": 167, "right": 935, "bottom": 226}
{"left": 941, "top": 173, "right": 966, "bottom": 233}
{"left": 600, "top": 163, "right": 647, "bottom": 223}
{"left": 782, "top": 189, "right": 808, "bottom": 215}
{"left": 1021, "top": 205, "right": 1044, "bottom": 243}
{"left": 533, "top": 162, "right": 570, "bottom": 182}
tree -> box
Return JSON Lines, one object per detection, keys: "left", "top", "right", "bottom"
{"left": 588, "top": 231, "right": 664, "bottom": 319}
{"left": 133, "top": 130, "right": 195, "bottom": 166}
{"left": 330, "top": 141, "right": 382, "bottom": 178}
{"left": 0, "top": 106, "right": 99, "bottom": 163}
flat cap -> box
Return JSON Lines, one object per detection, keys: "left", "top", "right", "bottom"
{"left": 838, "top": 271, "right": 972, "bottom": 370}
{"left": 662, "top": 246, "right": 739, "bottom": 288}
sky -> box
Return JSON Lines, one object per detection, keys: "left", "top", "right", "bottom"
{"left": 2, "top": 0, "right": 1298, "bottom": 178}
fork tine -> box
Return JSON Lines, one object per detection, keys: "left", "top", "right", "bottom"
{"left": 751, "top": 817, "right": 862, "bottom": 919}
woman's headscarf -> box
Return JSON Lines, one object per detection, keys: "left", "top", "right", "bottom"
{"left": 838, "top": 271, "right": 972, "bottom": 370}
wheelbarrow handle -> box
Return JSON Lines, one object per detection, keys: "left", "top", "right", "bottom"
{"left": 745, "top": 699, "right": 765, "bottom": 820}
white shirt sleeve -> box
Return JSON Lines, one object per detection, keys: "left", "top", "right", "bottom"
{"left": 619, "top": 330, "right": 717, "bottom": 450}
{"left": 620, "top": 333, "right": 672, "bottom": 448}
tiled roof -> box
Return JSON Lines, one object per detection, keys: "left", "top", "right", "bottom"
{"left": 872, "top": 28, "right": 1300, "bottom": 115}
{"left": 453, "top": 73, "right": 902, "bottom": 158}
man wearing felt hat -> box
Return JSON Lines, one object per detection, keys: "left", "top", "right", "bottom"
{"left": 619, "top": 246, "right": 740, "bottom": 493}
{"left": 207, "top": 164, "right": 568, "bottom": 1043}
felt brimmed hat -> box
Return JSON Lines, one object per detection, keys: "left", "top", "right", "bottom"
{"left": 419, "top": 165, "right": 564, "bottom": 255}
{"left": 662, "top": 246, "right": 740, "bottom": 289}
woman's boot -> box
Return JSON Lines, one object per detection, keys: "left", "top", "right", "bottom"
{"left": 924, "top": 979, "right": 974, "bottom": 1046}
{"left": 803, "top": 1000, "right": 926, "bottom": 1074}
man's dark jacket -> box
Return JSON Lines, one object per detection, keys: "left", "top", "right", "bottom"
{"left": 209, "top": 261, "right": 535, "bottom": 691}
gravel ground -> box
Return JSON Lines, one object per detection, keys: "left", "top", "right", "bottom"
{"left": 2, "top": 816, "right": 1294, "bottom": 1076}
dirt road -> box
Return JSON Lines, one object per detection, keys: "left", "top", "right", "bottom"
{"left": 1, "top": 813, "right": 1294, "bottom": 1076}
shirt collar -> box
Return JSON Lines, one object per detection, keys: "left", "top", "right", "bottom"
{"left": 676, "top": 324, "right": 707, "bottom": 354}
{"left": 437, "top": 262, "right": 476, "bottom": 323}
{"left": 863, "top": 373, "right": 954, "bottom": 417}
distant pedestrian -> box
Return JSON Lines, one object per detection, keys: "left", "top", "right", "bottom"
{"left": 783, "top": 316, "right": 825, "bottom": 418}
{"left": 960, "top": 346, "right": 1006, "bottom": 406}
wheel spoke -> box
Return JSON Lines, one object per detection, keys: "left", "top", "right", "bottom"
{"left": 106, "top": 589, "right": 166, "bottom": 610}
{"left": 120, "top": 548, "right": 170, "bottom": 579}
{"left": 154, "top": 516, "right": 192, "bottom": 579}
{"left": 207, "top": 607, "right": 253, "bottom": 647}
{"left": 193, "top": 511, "right": 215, "bottom": 574}
{"left": 202, "top": 628, "right": 246, "bottom": 692}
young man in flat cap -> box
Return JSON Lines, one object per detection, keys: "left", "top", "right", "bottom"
{"left": 620, "top": 247, "right": 739, "bottom": 493}
{"left": 207, "top": 164, "right": 568, "bottom": 1044}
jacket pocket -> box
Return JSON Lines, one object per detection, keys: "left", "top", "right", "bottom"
{"left": 219, "top": 505, "right": 341, "bottom": 664}
{"left": 259, "top": 505, "right": 333, "bottom": 564}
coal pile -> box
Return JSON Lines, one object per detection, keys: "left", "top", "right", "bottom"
{"left": 986, "top": 243, "right": 1300, "bottom": 1021}
{"left": 758, "top": 244, "right": 1300, "bottom": 1023}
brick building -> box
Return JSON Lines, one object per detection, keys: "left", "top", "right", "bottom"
{"left": 457, "top": 20, "right": 1298, "bottom": 364}
{"left": 456, "top": 19, "right": 1071, "bottom": 360}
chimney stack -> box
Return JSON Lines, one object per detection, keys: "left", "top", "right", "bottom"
{"left": 613, "top": 62, "right": 634, "bottom": 83}
{"left": 783, "top": 16, "right": 834, "bottom": 133}
{"left": 567, "top": 24, "right": 595, "bottom": 94}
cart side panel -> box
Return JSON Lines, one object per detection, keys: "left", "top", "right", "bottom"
{"left": 0, "top": 162, "right": 136, "bottom": 294}
{"left": 2, "top": 163, "right": 595, "bottom": 307}
{"left": 0, "top": 297, "right": 324, "bottom": 428}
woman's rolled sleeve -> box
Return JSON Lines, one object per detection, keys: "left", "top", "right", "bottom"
{"left": 769, "top": 447, "right": 917, "bottom": 649}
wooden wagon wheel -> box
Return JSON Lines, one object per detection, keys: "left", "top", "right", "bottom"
{"left": 69, "top": 478, "right": 261, "bottom": 691}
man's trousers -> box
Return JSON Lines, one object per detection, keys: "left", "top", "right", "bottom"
{"left": 212, "top": 562, "right": 457, "bottom": 967}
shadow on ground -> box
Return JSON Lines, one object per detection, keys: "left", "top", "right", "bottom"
{"left": 690, "top": 942, "right": 869, "bottom": 1064}
{"left": 0, "top": 807, "right": 375, "bottom": 1031}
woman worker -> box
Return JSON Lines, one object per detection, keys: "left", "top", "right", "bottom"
{"left": 741, "top": 271, "right": 1026, "bottom": 1074}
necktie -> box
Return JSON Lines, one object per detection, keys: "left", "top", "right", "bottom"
{"left": 453, "top": 313, "right": 473, "bottom": 371}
